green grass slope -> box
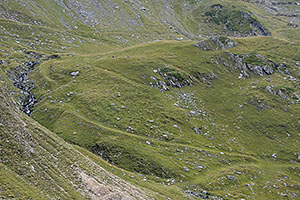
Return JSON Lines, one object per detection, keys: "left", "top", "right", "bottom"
{"left": 0, "top": 79, "right": 154, "bottom": 199}
{"left": 21, "top": 37, "right": 299, "bottom": 199}
{"left": 1, "top": 0, "right": 300, "bottom": 199}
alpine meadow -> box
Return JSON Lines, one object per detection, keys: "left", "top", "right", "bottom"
{"left": 0, "top": 0, "right": 300, "bottom": 199}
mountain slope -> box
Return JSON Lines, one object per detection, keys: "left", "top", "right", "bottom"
{"left": 0, "top": 80, "right": 152, "bottom": 199}
{"left": 27, "top": 37, "right": 300, "bottom": 199}
{"left": 0, "top": 0, "right": 300, "bottom": 200}
{"left": 0, "top": 0, "right": 286, "bottom": 41}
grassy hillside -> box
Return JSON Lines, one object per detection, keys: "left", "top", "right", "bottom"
{"left": 21, "top": 36, "right": 299, "bottom": 199}
{"left": 1, "top": 0, "right": 300, "bottom": 199}
{"left": 0, "top": 77, "right": 156, "bottom": 199}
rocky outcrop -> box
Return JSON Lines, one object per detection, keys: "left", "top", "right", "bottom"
{"left": 204, "top": 5, "right": 271, "bottom": 37}
{"left": 227, "top": 53, "right": 292, "bottom": 78}
{"left": 243, "top": 12, "right": 271, "bottom": 36}
{"left": 250, "top": 98, "right": 270, "bottom": 112}
{"left": 150, "top": 67, "right": 193, "bottom": 91}
{"left": 194, "top": 37, "right": 237, "bottom": 51}
{"left": 246, "top": 63, "right": 274, "bottom": 77}
{"left": 265, "top": 85, "right": 300, "bottom": 103}
{"left": 150, "top": 66, "right": 216, "bottom": 91}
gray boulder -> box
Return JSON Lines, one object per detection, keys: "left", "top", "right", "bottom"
{"left": 262, "top": 65, "right": 274, "bottom": 75}
{"left": 226, "top": 175, "right": 237, "bottom": 181}
{"left": 265, "top": 86, "right": 276, "bottom": 95}
{"left": 71, "top": 71, "right": 80, "bottom": 76}
{"left": 193, "top": 127, "right": 202, "bottom": 134}
{"left": 252, "top": 66, "right": 265, "bottom": 76}
{"left": 183, "top": 167, "right": 189, "bottom": 172}
{"left": 278, "top": 64, "right": 290, "bottom": 75}
{"left": 278, "top": 89, "right": 289, "bottom": 99}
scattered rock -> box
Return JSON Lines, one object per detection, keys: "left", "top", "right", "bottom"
{"left": 162, "top": 134, "right": 169, "bottom": 140}
{"left": 250, "top": 99, "right": 270, "bottom": 112}
{"left": 212, "top": 4, "right": 223, "bottom": 10}
{"left": 190, "top": 111, "right": 196, "bottom": 115}
{"left": 277, "top": 64, "right": 290, "bottom": 75}
{"left": 290, "top": 192, "right": 298, "bottom": 198}
{"left": 256, "top": 54, "right": 265, "bottom": 59}
{"left": 71, "top": 71, "right": 80, "bottom": 76}
{"left": 265, "top": 86, "right": 276, "bottom": 95}
{"left": 278, "top": 89, "right": 289, "bottom": 99}
{"left": 183, "top": 167, "right": 189, "bottom": 172}
{"left": 235, "top": 171, "right": 242, "bottom": 175}
{"left": 226, "top": 175, "right": 237, "bottom": 181}
{"left": 184, "top": 190, "right": 210, "bottom": 199}
{"left": 280, "top": 193, "right": 288, "bottom": 197}
{"left": 47, "top": 55, "right": 60, "bottom": 59}
{"left": 193, "top": 127, "right": 202, "bottom": 134}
